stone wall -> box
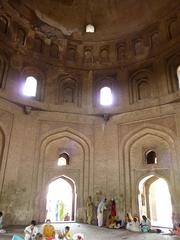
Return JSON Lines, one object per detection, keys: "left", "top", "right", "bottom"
{"left": 0, "top": 100, "right": 179, "bottom": 224}
{"left": 0, "top": 0, "right": 179, "bottom": 225}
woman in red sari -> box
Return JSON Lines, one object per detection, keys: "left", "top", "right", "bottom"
{"left": 111, "top": 199, "right": 116, "bottom": 220}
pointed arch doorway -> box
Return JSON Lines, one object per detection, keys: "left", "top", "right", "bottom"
{"left": 138, "top": 175, "right": 173, "bottom": 227}
{"left": 46, "top": 176, "right": 76, "bottom": 222}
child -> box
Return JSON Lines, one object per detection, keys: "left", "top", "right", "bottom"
{"left": 58, "top": 226, "right": 72, "bottom": 240}
{"left": 35, "top": 233, "right": 44, "bottom": 240}
{"left": 73, "top": 233, "right": 84, "bottom": 240}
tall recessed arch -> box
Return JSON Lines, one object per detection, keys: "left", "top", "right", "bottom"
{"left": 0, "top": 53, "right": 8, "bottom": 89}
{"left": 33, "top": 127, "right": 93, "bottom": 222}
{"left": 93, "top": 74, "right": 119, "bottom": 107}
{"left": 129, "top": 68, "right": 155, "bottom": 104}
{"left": 166, "top": 53, "right": 180, "bottom": 93}
{"left": 0, "top": 126, "right": 5, "bottom": 172}
{"left": 58, "top": 76, "right": 82, "bottom": 106}
{"left": 177, "top": 65, "right": 180, "bottom": 89}
{"left": 0, "top": 124, "right": 7, "bottom": 195}
{"left": 119, "top": 124, "right": 177, "bottom": 215}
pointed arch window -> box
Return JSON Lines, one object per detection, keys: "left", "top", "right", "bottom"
{"left": 100, "top": 86, "right": 112, "bottom": 106}
{"left": 23, "top": 76, "right": 37, "bottom": 97}
{"left": 177, "top": 65, "right": 180, "bottom": 89}
{"left": 145, "top": 150, "right": 157, "bottom": 164}
{"left": 86, "top": 24, "right": 95, "bottom": 33}
{"left": 57, "top": 153, "right": 70, "bottom": 166}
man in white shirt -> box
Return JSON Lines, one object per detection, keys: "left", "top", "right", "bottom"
{"left": 24, "top": 220, "right": 38, "bottom": 240}
{"left": 140, "top": 215, "right": 151, "bottom": 232}
{"left": 0, "top": 212, "right": 3, "bottom": 229}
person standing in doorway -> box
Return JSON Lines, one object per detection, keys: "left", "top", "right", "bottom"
{"left": 58, "top": 201, "right": 65, "bottom": 221}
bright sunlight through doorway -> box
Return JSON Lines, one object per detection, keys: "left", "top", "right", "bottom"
{"left": 139, "top": 175, "right": 172, "bottom": 228}
{"left": 46, "top": 177, "right": 75, "bottom": 222}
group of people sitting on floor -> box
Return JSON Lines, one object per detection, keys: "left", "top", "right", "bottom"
{"left": 107, "top": 213, "right": 153, "bottom": 232}
{"left": 0, "top": 209, "right": 179, "bottom": 239}
{"left": 126, "top": 214, "right": 152, "bottom": 232}
{"left": 23, "top": 219, "right": 84, "bottom": 240}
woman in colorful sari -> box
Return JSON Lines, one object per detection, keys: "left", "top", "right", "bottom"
{"left": 43, "top": 219, "right": 55, "bottom": 239}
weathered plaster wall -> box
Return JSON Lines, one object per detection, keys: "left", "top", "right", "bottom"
{"left": 0, "top": 100, "right": 180, "bottom": 224}
{"left": 0, "top": 0, "right": 179, "bottom": 226}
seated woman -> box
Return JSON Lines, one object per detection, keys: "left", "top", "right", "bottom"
{"left": 140, "top": 215, "right": 151, "bottom": 232}
{"left": 126, "top": 218, "right": 133, "bottom": 231}
{"left": 130, "top": 217, "right": 141, "bottom": 232}
{"left": 114, "top": 216, "right": 124, "bottom": 229}
{"left": 107, "top": 215, "right": 116, "bottom": 229}
{"left": 43, "top": 219, "right": 55, "bottom": 239}
{"left": 64, "top": 213, "right": 70, "bottom": 221}
{"left": 124, "top": 212, "right": 133, "bottom": 228}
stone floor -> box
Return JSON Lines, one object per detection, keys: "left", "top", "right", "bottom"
{"left": 0, "top": 223, "right": 179, "bottom": 240}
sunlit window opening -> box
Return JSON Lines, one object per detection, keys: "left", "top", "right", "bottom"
{"left": 23, "top": 76, "right": 37, "bottom": 97}
{"left": 100, "top": 86, "right": 113, "bottom": 106}
{"left": 46, "top": 178, "right": 73, "bottom": 222}
{"left": 57, "top": 153, "right": 69, "bottom": 166}
{"left": 177, "top": 65, "right": 180, "bottom": 89}
{"left": 58, "top": 157, "right": 67, "bottom": 166}
{"left": 86, "top": 24, "right": 95, "bottom": 33}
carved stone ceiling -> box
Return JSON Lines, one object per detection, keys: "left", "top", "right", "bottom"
{"left": 9, "top": 0, "right": 180, "bottom": 40}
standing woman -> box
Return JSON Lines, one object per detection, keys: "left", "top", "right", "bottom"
{"left": 86, "top": 196, "right": 93, "bottom": 224}
{"left": 111, "top": 199, "right": 116, "bottom": 220}
{"left": 97, "top": 198, "right": 107, "bottom": 227}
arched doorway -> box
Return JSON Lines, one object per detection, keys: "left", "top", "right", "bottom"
{"left": 46, "top": 176, "right": 76, "bottom": 222}
{"left": 138, "top": 175, "right": 172, "bottom": 227}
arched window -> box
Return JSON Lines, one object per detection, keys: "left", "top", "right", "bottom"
{"left": 86, "top": 24, "right": 95, "bottom": 33}
{"left": 100, "top": 86, "right": 112, "bottom": 106}
{"left": 145, "top": 150, "right": 157, "bottom": 164}
{"left": 177, "top": 65, "right": 180, "bottom": 89}
{"left": 23, "top": 76, "right": 37, "bottom": 97}
{"left": 57, "top": 153, "right": 70, "bottom": 166}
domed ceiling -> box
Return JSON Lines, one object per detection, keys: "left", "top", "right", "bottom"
{"left": 8, "top": 0, "right": 180, "bottom": 40}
